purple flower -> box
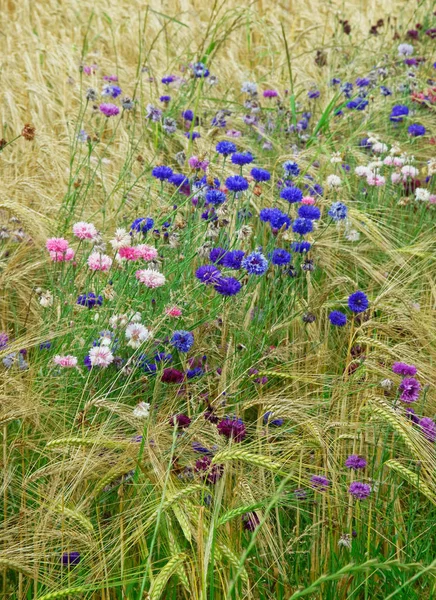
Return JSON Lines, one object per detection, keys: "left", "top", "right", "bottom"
{"left": 348, "top": 481, "right": 371, "bottom": 500}
{"left": 161, "top": 368, "right": 185, "bottom": 384}
{"left": 195, "top": 456, "right": 223, "bottom": 483}
{"left": 221, "top": 250, "right": 245, "bottom": 270}
{"left": 263, "top": 411, "right": 283, "bottom": 426}
{"left": 310, "top": 475, "right": 330, "bottom": 490}
{"left": 399, "top": 377, "right": 421, "bottom": 403}
{"left": 77, "top": 292, "right": 103, "bottom": 309}
{"left": 241, "top": 251, "right": 269, "bottom": 276}
{"left": 294, "top": 488, "right": 307, "bottom": 500}
{"left": 99, "top": 103, "right": 120, "bottom": 117}
{"left": 419, "top": 417, "right": 436, "bottom": 442}
{"left": 329, "top": 311, "right": 347, "bottom": 327}
{"left": 242, "top": 512, "right": 260, "bottom": 531}
{"left": 196, "top": 265, "right": 222, "bottom": 285}
{"left": 217, "top": 416, "right": 246, "bottom": 442}
{"left": 308, "top": 89, "right": 320, "bottom": 99}
{"left": 392, "top": 362, "right": 417, "bottom": 376}
{"left": 152, "top": 165, "right": 173, "bottom": 180}
{"left": 348, "top": 291, "right": 369, "bottom": 313}
{"left": 169, "top": 413, "right": 191, "bottom": 428}
{"left": 263, "top": 89, "right": 278, "bottom": 98}
{"left": 61, "top": 552, "right": 81, "bottom": 566}
{"left": 0, "top": 332, "right": 9, "bottom": 349}
{"left": 214, "top": 277, "right": 242, "bottom": 296}
{"left": 345, "top": 455, "right": 367, "bottom": 470}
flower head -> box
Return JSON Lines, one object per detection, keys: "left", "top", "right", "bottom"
{"left": 242, "top": 251, "right": 268, "bottom": 276}
{"left": 298, "top": 205, "right": 321, "bottom": 220}
{"left": 329, "top": 310, "right": 347, "bottom": 326}
{"left": 345, "top": 455, "right": 367, "bottom": 470}
{"left": 408, "top": 124, "right": 426, "bottom": 137}
{"left": 77, "top": 292, "right": 103, "bottom": 309}
{"left": 152, "top": 165, "right": 173, "bottom": 180}
{"left": 310, "top": 475, "right": 330, "bottom": 490}
{"left": 292, "top": 218, "right": 313, "bottom": 236}
{"left": 216, "top": 140, "right": 236, "bottom": 156}
{"left": 136, "top": 269, "right": 166, "bottom": 288}
{"left": 328, "top": 202, "right": 348, "bottom": 221}
{"left": 392, "top": 362, "right": 417, "bottom": 376}
{"left": 126, "top": 323, "right": 151, "bottom": 348}
{"left": 399, "top": 377, "right": 421, "bottom": 403}
{"left": 214, "top": 277, "right": 242, "bottom": 296}
{"left": 53, "top": 355, "right": 78, "bottom": 368}
{"left": 225, "top": 175, "right": 249, "bottom": 192}
{"left": 89, "top": 346, "right": 114, "bottom": 368}
{"left": 270, "top": 248, "right": 291, "bottom": 266}
{"left": 217, "top": 416, "right": 246, "bottom": 442}
{"left": 72, "top": 222, "right": 98, "bottom": 240}
{"left": 419, "top": 417, "right": 436, "bottom": 442}
{"left": 280, "top": 186, "right": 303, "bottom": 204}
{"left": 133, "top": 402, "right": 150, "bottom": 418}
{"left": 170, "top": 330, "right": 194, "bottom": 352}
{"left": 88, "top": 252, "right": 113, "bottom": 272}
{"left": 348, "top": 291, "right": 369, "bottom": 313}
{"left": 99, "top": 103, "right": 119, "bottom": 117}
{"left": 251, "top": 167, "right": 271, "bottom": 182}
{"left": 196, "top": 264, "right": 222, "bottom": 284}
{"left": 349, "top": 481, "right": 371, "bottom": 499}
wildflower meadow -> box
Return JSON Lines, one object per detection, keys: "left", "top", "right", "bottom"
{"left": 1, "top": 0, "right": 436, "bottom": 598}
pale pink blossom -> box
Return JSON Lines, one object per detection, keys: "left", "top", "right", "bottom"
{"left": 226, "top": 129, "right": 242, "bottom": 138}
{"left": 72, "top": 221, "right": 98, "bottom": 240}
{"left": 136, "top": 269, "right": 166, "bottom": 288}
{"left": 372, "top": 142, "right": 388, "bottom": 154}
{"left": 354, "top": 166, "right": 371, "bottom": 178}
{"left": 384, "top": 156, "right": 404, "bottom": 167}
{"left": 46, "top": 238, "right": 69, "bottom": 253}
{"left": 401, "top": 165, "right": 419, "bottom": 179}
{"left": 136, "top": 244, "right": 158, "bottom": 261}
{"left": 188, "top": 156, "right": 209, "bottom": 170}
{"left": 53, "top": 355, "right": 78, "bottom": 368}
{"left": 125, "top": 323, "right": 151, "bottom": 348}
{"left": 50, "top": 247, "right": 75, "bottom": 262}
{"left": 88, "top": 252, "right": 113, "bottom": 272}
{"left": 89, "top": 346, "right": 114, "bottom": 367}
{"left": 165, "top": 305, "right": 182, "bottom": 317}
{"left": 366, "top": 174, "right": 385, "bottom": 186}
{"left": 391, "top": 173, "right": 402, "bottom": 184}
{"left": 110, "top": 228, "right": 131, "bottom": 251}
{"left": 301, "top": 196, "right": 315, "bottom": 205}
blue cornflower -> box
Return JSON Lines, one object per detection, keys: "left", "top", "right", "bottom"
{"left": 221, "top": 250, "right": 245, "bottom": 269}
{"left": 77, "top": 292, "right": 103, "bottom": 309}
{"left": 159, "top": 95, "right": 171, "bottom": 102}
{"left": 355, "top": 77, "right": 370, "bottom": 87}
{"left": 242, "top": 251, "right": 269, "bottom": 275}
{"left": 214, "top": 276, "right": 242, "bottom": 296}
{"left": 231, "top": 152, "right": 254, "bottom": 166}
{"left": 209, "top": 247, "right": 228, "bottom": 264}
{"left": 390, "top": 105, "right": 409, "bottom": 122}
{"left": 346, "top": 97, "right": 368, "bottom": 110}
{"left": 170, "top": 330, "right": 194, "bottom": 352}
{"left": 196, "top": 265, "right": 222, "bottom": 285}
{"left": 329, "top": 311, "right": 347, "bottom": 326}
{"left": 359, "top": 138, "right": 372, "bottom": 149}
{"left": 162, "top": 75, "right": 175, "bottom": 84}
{"left": 152, "top": 165, "right": 173, "bottom": 180}
{"left": 192, "top": 62, "right": 209, "bottom": 78}
{"left": 187, "top": 367, "right": 203, "bottom": 379}
{"left": 408, "top": 124, "right": 426, "bottom": 136}
{"left": 185, "top": 131, "right": 201, "bottom": 139}
{"left": 182, "top": 109, "right": 194, "bottom": 121}
{"left": 205, "top": 189, "right": 227, "bottom": 206}
{"left": 225, "top": 175, "right": 249, "bottom": 192}
{"left": 131, "top": 217, "right": 154, "bottom": 234}
{"left": 168, "top": 173, "right": 189, "bottom": 188}
{"left": 39, "top": 341, "right": 52, "bottom": 350}
{"left": 380, "top": 86, "right": 392, "bottom": 96}
{"left": 251, "top": 167, "right": 271, "bottom": 182}
{"left": 328, "top": 202, "right": 348, "bottom": 221}
{"left": 341, "top": 82, "right": 353, "bottom": 98}
{"left": 298, "top": 205, "right": 321, "bottom": 220}
{"left": 308, "top": 90, "right": 320, "bottom": 99}
{"left": 330, "top": 77, "right": 341, "bottom": 85}
{"left": 280, "top": 186, "right": 303, "bottom": 203}
{"left": 348, "top": 291, "right": 369, "bottom": 313}
{"left": 102, "top": 85, "right": 122, "bottom": 98}
{"left": 292, "top": 241, "right": 311, "bottom": 253}
{"left": 263, "top": 412, "right": 284, "bottom": 426}
{"left": 270, "top": 248, "right": 291, "bottom": 265}
{"left": 262, "top": 207, "right": 291, "bottom": 231}
{"left": 292, "top": 218, "right": 313, "bottom": 236}
{"left": 216, "top": 140, "right": 236, "bottom": 156}
{"left": 283, "top": 161, "right": 300, "bottom": 177}
{"left": 154, "top": 352, "right": 173, "bottom": 363}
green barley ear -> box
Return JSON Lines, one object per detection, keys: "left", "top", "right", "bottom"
{"left": 149, "top": 553, "right": 186, "bottom": 600}
{"left": 384, "top": 459, "right": 436, "bottom": 505}
{"left": 36, "top": 587, "right": 88, "bottom": 600}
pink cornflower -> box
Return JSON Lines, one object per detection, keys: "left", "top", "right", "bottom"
{"left": 49, "top": 247, "right": 75, "bottom": 262}
{"left": 89, "top": 346, "right": 114, "bottom": 368}
{"left": 118, "top": 246, "right": 140, "bottom": 261}
{"left": 136, "top": 269, "right": 166, "bottom": 288}
{"left": 136, "top": 244, "right": 158, "bottom": 261}
{"left": 367, "top": 174, "right": 385, "bottom": 186}
{"left": 99, "top": 103, "right": 120, "bottom": 117}
{"left": 391, "top": 173, "right": 402, "bottom": 184}
{"left": 301, "top": 196, "right": 315, "bottom": 205}
{"left": 53, "top": 355, "right": 78, "bottom": 368}
{"left": 226, "top": 129, "right": 242, "bottom": 138}
{"left": 263, "top": 89, "right": 278, "bottom": 98}
{"left": 165, "top": 305, "right": 182, "bottom": 317}
{"left": 429, "top": 195, "right": 436, "bottom": 204}
{"left": 46, "top": 238, "right": 69, "bottom": 253}
{"left": 188, "top": 156, "right": 209, "bottom": 170}
{"left": 87, "top": 252, "right": 113, "bottom": 272}
{"left": 72, "top": 221, "right": 98, "bottom": 240}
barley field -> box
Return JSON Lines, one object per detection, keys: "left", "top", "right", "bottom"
{"left": 1, "top": 0, "right": 436, "bottom": 598}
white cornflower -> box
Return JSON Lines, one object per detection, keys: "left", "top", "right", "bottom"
{"left": 125, "top": 323, "right": 151, "bottom": 348}
{"left": 415, "top": 188, "right": 430, "bottom": 202}
{"left": 133, "top": 402, "right": 150, "bottom": 418}
{"left": 326, "top": 174, "right": 342, "bottom": 187}
{"left": 110, "top": 228, "right": 131, "bottom": 251}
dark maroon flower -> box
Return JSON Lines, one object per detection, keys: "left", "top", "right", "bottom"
{"left": 242, "top": 512, "right": 260, "bottom": 531}
{"left": 161, "top": 368, "right": 185, "bottom": 383}
{"left": 217, "top": 416, "right": 246, "bottom": 442}
{"left": 204, "top": 406, "right": 219, "bottom": 424}
{"left": 169, "top": 413, "right": 191, "bottom": 428}
{"left": 195, "top": 456, "right": 224, "bottom": 483}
